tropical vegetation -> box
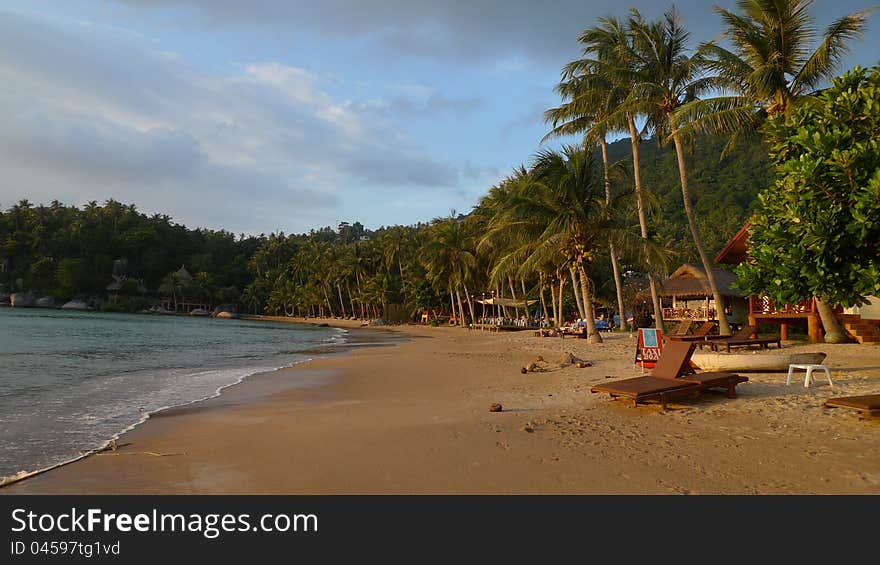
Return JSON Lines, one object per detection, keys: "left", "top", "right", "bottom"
{"left": 2, "top": 1, "right": 874, "bottom": 343}
{"left": 736, "top": 65, "right": 880, "bottom": 342}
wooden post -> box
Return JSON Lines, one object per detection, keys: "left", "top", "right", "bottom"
{"left": 807, "top": 313, "right": 821, "bottom": 343}
{"left": 780, "top": 323, "right": 788, "bottom": 341}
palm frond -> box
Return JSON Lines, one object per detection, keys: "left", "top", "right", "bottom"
{"left": 792, "top": 9, "right": 872, "bottom": 94}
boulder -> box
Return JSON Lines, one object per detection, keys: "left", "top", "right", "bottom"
{"left": 215, "top": 311, "right": 236, "bottom": 319}
{"left": 10, "top": 292, "right": 34, "bottom": 307}
{"left": 35, "top": 296, "right": 59, "bottom": 308}
{"left": 212, "top": 304, "right": 237, "bottom": 317}
{"left": 61, "top": 300, "right": 92, "bottom": 311}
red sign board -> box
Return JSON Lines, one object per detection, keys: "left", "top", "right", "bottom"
{"left": 634, "top": 328, "right": 664, "bottom": 369}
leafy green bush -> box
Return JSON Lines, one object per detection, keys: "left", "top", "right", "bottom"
{"left": 737, "top": 64, "right": 880, "bottom": 308}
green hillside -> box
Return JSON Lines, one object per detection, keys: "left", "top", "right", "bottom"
{"left": 600, "top": 134, "right": 771, "bottom": 266}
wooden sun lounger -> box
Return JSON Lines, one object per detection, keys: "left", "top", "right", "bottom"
{"left": 677, "top": 371, "right": 750, "bottom": 398}
{"left": 824, "top": 394, "right": 880, "bottom": 416}
{"left": 668, "top": 321, "right": 716, "bottom": 342}
{"left": 709, "top": 336, "right": 782, "bottom": 352}
{"left": 699, "top": 324, "right": 781, "bottom": 351}
{"left": 591, "top": 341, "right": 748, "bottom": 409}
{"left": 590, "top": 376, "right": 700, "bottom": 410}
{"left": 669, "top": 320, "right": 692, "bottom": 336}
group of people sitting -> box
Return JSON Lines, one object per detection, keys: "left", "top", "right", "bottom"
{"left": 535, "top": 318, "right": 616, "bottom": 338}
{"left": 478, "top": 316, "right": 547, "bottom": 328}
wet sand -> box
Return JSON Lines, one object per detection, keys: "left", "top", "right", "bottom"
{"left": 6, "top": 321, "right": 880, "bottom": 494}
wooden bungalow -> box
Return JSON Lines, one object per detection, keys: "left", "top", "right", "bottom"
{"left": 715, "top": 223, "right": 880, "bottom": 343}
{"left": 658, "top": 264, "right": 748, "bottom": 325}
{"left": 159, "top": 265, "right": 211, "bottom": 313}
{"left": 715, "top": 222, "right": 823, "bottom": 341}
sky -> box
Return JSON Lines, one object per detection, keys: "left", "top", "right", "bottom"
{"left": 1, "top": 1, "right": 877, "bottom": 235}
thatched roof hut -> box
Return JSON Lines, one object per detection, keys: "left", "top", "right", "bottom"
{"left": 175, "top": 265, "right": 193, "bottom": 285}
{"left": 659, "top": 264, "right": 742, "bottom": 299}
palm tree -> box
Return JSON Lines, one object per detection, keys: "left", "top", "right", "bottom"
{"left": 611, "top": 8, "right": 733, "bottom": 336}
{"left": 159, "top": 272, "right": 181, "bottom": 312}
{"left": 422, "top": 215, "right": 477, "bottom": 326}
{"left": 484, "top": 147, "right": 633, "bottom": 343}
{"left": 679, "top": 0, "right": 871, "bottom": 149}
{"left": 568, "top": 16, "right": 666, "bottom": 330}
{"left": 240, "top": 283, "right": 263, "bottom": 315}
{"left": 545, "top": 66, "right": 629, "bottom": 331}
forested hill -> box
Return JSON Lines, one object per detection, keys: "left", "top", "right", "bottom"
{"left": 0, "top": 133, "right": 773, "bottom": 314}
{"left": 600, "top": 133, "right": 771, "bottom": 263}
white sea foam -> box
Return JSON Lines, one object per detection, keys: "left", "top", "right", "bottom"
{"left": 0, "top": 310, "right": 345, "bottom": 481}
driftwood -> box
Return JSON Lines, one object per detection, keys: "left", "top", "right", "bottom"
{"left": 0, "top": 440, "right": 185, "bottom": 489}
{"left": 523, "top": 352, "right": 591, "bottom": 373}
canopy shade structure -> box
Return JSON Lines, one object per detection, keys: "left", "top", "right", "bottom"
{"left": 476, "top": 297, "right": 537, "bottom": 308}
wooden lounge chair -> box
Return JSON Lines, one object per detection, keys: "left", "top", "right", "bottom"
{"left": 824, "top": 394, "right": 880, "bottom": 417}
{"left": 591, "top": 341, "right": 748, "bottom": 409}
{"left": 700, "top": 324, "right": 782, "bottom": 352}
{"left": 668, "top": 321, "right": 716, "bottom": 342}
{"left": 669, "top": 320, "right": 692, "bottom": 336}
{"left": 698, "top": 324, "right": 754, "bottom": 348}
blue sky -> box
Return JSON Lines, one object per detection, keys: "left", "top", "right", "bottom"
{"left": 1, "top": 0, "right": 877, "bottom": 235}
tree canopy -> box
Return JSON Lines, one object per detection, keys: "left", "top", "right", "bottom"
{"left": 736, "top": 64, "right": 880, "bottom": 309}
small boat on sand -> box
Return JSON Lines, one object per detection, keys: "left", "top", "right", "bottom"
{"left": 691, "top": 351, "right": 827, "bottom": 372}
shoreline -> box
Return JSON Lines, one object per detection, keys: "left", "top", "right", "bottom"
{"left": 4, "top": 321, "right": 880, "bottom": 494}
{"left": 0, "top": 315, "right": 402, "bottom": 490}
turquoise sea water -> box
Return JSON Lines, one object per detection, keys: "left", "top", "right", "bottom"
{"left": 0, "top": 308, "right": 345, "bottom": 479}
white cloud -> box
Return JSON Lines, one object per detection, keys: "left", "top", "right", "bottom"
{"left": 0, "top": 9, "right": 462, "bottom": 234}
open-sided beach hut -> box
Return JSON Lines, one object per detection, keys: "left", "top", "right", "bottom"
{"left": 657, "top": 264, "right": 748, "bottom": 325}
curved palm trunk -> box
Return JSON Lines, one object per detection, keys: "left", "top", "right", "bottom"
{"left": 579, "top": 265, "right": 603, "bottom": 344}
{"left": 671, "top": 129, "right": 731, "bottom": 336}
{"left": 558, "top": 276, "right": 566, "bottom": 325}
{"left": 815, "top": 298, "right": 848, "bottom": 343}
{"left": 346, "top": 283, "right": 355, "bottom": 318}
{"left": 321, "top": 284, "right": 335, "bottom": 318}
{"left": 462, "top": 282, "right": 476, "bottom": 325}
{"left": 539, "top": 278, "right": 549, "bottom": 324}
{"left": 600, "top": 137, "right": 627, "bottom": 331}
{"left": 456, "top": 288, "right": 467, "bottom": 326}
{"left": 508, "top": 277, "right": 520, "bottom": 318}
{"left": 449, "top": 288, "right": 458, "bottom": 325}
{"left": 569, "top": 267, "right": 586, "bottom": 319}
{"left": 398, "top": 256, "right": 407, "bottom": 303}
{"left": 337, "top": 284, "right": 346, "bottom": 318}
{"left": 629, "top": 117, "right": 664, "bottom": 330}
{"left": 355, "top": 272, "right": 365, "bottom": 318}
{"left": 549, "top": 280, "right": 558, "bottom": 326}
{"left": 497, "top": 285, "right": 508, "bottom": 318}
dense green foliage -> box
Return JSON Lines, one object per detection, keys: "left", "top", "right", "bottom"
{"left": 3, "top": 1, "right": 870, "bottom": 331}
{"left": 0, "top": 200, "right": 262, "bottom": 308}
{"left": 737, "top": 64, "right": 880, "bottom": 307}
{"left": 0, "top": 136, "right": 771, "bottom": 318}
{"left": 602, "top": 133, "right": 770, "bottom": 262}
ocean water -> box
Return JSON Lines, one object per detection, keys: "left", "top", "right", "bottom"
{"left": 0, "top": 308, "right": 346, "bottom": 479}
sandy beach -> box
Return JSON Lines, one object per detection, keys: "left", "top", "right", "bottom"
{"left": 5, "top": 320, "right": 880, "bottom": 494}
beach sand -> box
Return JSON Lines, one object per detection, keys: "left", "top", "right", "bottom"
{"left": 6, "top": 320, "right": 880, "bottom": 494}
